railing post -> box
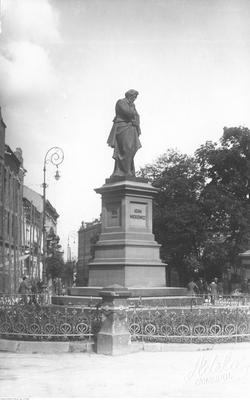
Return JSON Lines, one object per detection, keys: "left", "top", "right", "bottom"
{"left": 97, "top": 285, "right": 131, "bottom": 355}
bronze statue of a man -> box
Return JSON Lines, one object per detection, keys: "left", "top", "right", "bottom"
{"left": 107, "top": 89, "right": 141, "bottom": 177}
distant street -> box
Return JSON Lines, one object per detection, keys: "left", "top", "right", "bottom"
{"left": 1, "top": 345, "right": 250, "bottom": 398}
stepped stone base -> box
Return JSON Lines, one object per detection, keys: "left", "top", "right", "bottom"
{"left": 51, "top": 286, "right": 190, "bottom": 307}
{"left": 68, "top": 286, "right": 187, "bottom": 297}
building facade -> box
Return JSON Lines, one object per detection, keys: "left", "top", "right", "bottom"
{"left": 77, "top": 220, "right": 101, "bottom": 285}
{"left": 0, "top": 108, "right": 25, "bottom": 293}
{"left": 0, "top": 108, "right": 60, "bottom": 293}
{"left": 22, "top": 185, "right": 59, "bottom": 281}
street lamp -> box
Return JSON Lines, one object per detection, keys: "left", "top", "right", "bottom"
{"left": 42, "top": 147, "right": 64, "bottom": 283}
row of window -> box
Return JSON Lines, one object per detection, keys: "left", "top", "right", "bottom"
{"left": 0, "top": 207, "right": 20, "bottom": 240}
{"left": 0, "top": 164, "right": 21, "bottom": 213}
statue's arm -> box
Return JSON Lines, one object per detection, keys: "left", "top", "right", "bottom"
{"left": 132, "top": 112, "right": 140, "bottom": 128}
{"left": 116, "top": 100, "right": 136, "bottom": 120}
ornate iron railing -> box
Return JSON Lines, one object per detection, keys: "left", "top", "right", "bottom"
{"left": 1, "top": 293, "right": 250, "bottom": 344}
{"left": 128, "top": 294, "right": 250, "bottom": 309}
{"left": 127, "top": 304, "right": 250, "bottom": 343}
{"left": 0, "top": 297, "right": 102, "bottom": 342}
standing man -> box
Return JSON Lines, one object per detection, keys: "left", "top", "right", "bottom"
{"left": 18, "top": 276, "right": 30, "bottom": 304}
{"left": 209, "top": 279, "right": 218, "bottom": 304}
{"left": 196, "top": 277, "right": 208, "bottom": 297}
{"left": 187, "top": 279, "right": 198, "bottom": 296}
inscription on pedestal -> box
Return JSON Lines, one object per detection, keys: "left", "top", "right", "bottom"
{"left": 107, "top": 203, "right": 121, "bottom": 227}
{"left": 129, "top": 202, "right": 147, "bottom": 227}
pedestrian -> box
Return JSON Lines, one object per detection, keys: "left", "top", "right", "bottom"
{"left": 47, "top": 276, "right": 53, "bottom": 304}
{"left": 241, "top": 278, "right": 248, "bottom": 294}
{"left": 187, "top": 279, "right": 198, "bottom": 296}
{"left": 57, "top": 278, "right": 62, "bottom": 295}
{"left": 29, "top": 279, "right": 38, "bottom": 304}
{"left": 215, "top": 277, "right": 223, "bottom": 297}
{"left": 36, "top": 279, "right": 44, "bottom": 304}
{"left": 62, "top": 285, "right": 67, "bottom": 296}
{"left": 247, "top": 280, "right": 250, "bottom": 295}
{"left": 196, "top": 277, "right": 206, "bottom": 295}
{"left": 36, "top": 280, "right": 43, "bottom": 293}
{"left": 209, "top": 279, "right": 218, "bottom": 305}
{"left": 18, "top": 276, "right": 30, "bottom": 304}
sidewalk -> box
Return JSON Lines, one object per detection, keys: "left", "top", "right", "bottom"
{"left": 1, "top": 344, "right": 250, "bottom": 398}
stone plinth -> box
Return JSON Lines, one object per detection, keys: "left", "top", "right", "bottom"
{"left": 96, "top": 285, "right": 132, "bottom": 355}
{"left": 88, "top": 178, "right": 166, "bottom": 287}
{"left": 51, "top": 286, "right": 189, "bottom": 307}
{"left": 68, "top": 286, "right": 187, "bottom": 297}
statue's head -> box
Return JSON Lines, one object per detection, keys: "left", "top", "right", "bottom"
{"left": 125, "top": 89, "right": 139, "bottom": 103}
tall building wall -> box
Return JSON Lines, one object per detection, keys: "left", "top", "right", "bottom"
{"left": 77, "top": 220, "right": 101, "bottom": 285}
{"left": 0, "top": 108, "right": 5, "bottom": 160}
{"left": 0, "top": 108, "right": 6, "bottom": 291}
{"left": 22, "top": 185, "right": 59, "bottom": 281}
{"left": 0, "top": 141, "right": 25, "bottom": 293}
{"left": 0, "top": 108, "right": 6, "bottom": 242}
{"left": 0, "top": 107, "right": 60, "bottom": 292}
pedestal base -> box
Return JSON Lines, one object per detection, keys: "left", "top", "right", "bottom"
{"left": 52, "top": 286, "right": 189, "bottom": 307}
{"left": 89, "top": 265, "right": 166, "bottom": 287}
{"left": 88, "top": 178, "right": 167, "bottom": 287}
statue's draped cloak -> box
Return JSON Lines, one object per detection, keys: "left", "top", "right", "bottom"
{"left": 107, "top": 98, "right": 141, "bottom": 177}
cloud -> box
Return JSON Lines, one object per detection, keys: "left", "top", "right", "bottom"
{"left": 0, "top": 0, "right": 61, "bottom": 105}
{"left": 1, "top": 0, "right": 60, "bottom": 44}
{"left": 0, "top": 41, "right": 57, "bottom": 103}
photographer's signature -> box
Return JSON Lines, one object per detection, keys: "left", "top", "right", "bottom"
{"left": 187, "top": 350, "right": 250, "bottom": 386}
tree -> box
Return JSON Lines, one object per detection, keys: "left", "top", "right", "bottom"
{"left": 196, "top": 127, "right": 250, "bottom": 279}
{"left": 138, "top": 149, "right": 206, "bottom": 285}
{"left": 45, "top": 227, "right": 64, "bottom": 280}
{"left": 138, "top": 127, "right": 250, "bottom": 285}
{"left": 46, "top": 256, "right": 64, "bottom": 280}
{"left": 61, "top": 261, "right": 75, "bottom": 286}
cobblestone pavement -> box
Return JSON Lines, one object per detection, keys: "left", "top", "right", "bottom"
{"left": 0, "top": 345, "right": 250, "bottom": 398}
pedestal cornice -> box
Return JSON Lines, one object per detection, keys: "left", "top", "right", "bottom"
{"left": 95, "top": 178, "right": 159, "bottom": 197}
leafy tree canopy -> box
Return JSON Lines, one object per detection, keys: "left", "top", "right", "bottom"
{"left": 45, "top": 227, "right": 64, "bottom": 279}
{"left": 138, "top": 127, "right": 250, "bottom": 285}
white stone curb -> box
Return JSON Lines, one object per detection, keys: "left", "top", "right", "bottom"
{"left": 1, "top": 338, "right": 250, "bottom": 354}
{"left": 0, "top": 338, "right": 94, "bottom": 353}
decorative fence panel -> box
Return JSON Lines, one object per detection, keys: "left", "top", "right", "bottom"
{"left": 0, "top": 294, "right": 102, "bottom": 342}
{"left": 127, "top": 305, "right": 250, "bottom": 343}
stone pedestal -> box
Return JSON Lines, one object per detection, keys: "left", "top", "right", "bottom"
{"left": 97, "top": 285, "right": 131, "bottom": 355}
{"left": 88, "top": 177, "right": 166, "bottom": 287}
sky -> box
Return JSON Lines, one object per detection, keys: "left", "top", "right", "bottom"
{"left": 1, "top": 0, "right": 250, "bottom": 258}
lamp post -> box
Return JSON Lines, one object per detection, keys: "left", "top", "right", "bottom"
{"left": 42, "top": 147, "right": 64, "bottom": 283}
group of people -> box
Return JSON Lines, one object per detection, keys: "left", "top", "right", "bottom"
{"left": 187, "top": 277, "right": 223, "bottom": 304}
{"left": 18, "top": 276, "right": 44, "bottom": 305}
{"left": 18, "top": 276, "right": 67, "bottom": 305}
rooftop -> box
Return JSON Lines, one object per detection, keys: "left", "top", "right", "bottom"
{"left": 23, "top": 185, "right": 59, "bottom": 218}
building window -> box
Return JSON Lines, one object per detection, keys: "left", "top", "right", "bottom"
{"left": 7, "top": 212, "right": 10, "bottom": 235}
{"left": 12, "top": 215, "right": 15, "bottom": 239}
